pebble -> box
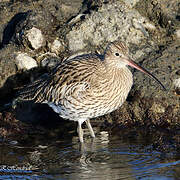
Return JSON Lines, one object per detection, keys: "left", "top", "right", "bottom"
{"left": 15, "top": 53, "right": 38, "bottom": 70}
{"left": 173, "top": 78, "right": 180, "bottom": 88}
{"left": 175, "top": 29, "right": 180, "bottom": 38}
{"left": 50, "top": 39, "right": 64, "bottom": 54}
{"left": 26, "top": 27, "right": 45, "bottom": 50}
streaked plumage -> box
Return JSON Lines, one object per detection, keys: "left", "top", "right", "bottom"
{"left": 15, "top": 41, "right": 165, "bottom": 143}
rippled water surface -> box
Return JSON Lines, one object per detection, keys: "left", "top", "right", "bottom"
{"left": 0, "top": 133, "right": 179, "bottom": 180}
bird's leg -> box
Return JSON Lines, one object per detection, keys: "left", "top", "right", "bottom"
{"left": 85, "top": 119, "right": 95, "bottom": 138}
{"left": 77, "top": 121, "right": 84, "bottom": 143}
{"left": 79, "top": 142, "right": 86, "bottom": 153}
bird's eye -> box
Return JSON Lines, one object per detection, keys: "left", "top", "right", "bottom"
{"left": 115, "top": 53, "right": 120, "bottom": 56}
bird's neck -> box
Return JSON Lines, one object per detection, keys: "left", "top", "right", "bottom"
{"left": 92, "top": 58, "right": 133, "bottom": 93}
{"left": 106, "top": 64, "right": 132, "bottom": 81}
{"left": 91, "top": 63, "right": 133, "bottom": 110}
{"left": 103, "top": 64, "right": 133, "bottom": 94}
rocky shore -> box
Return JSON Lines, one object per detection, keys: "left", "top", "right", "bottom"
{"left": 0, "top": 0, "right": 179, "bottom": 151}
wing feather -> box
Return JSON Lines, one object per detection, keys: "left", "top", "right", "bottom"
{"left": 17, "top": 54, "right": 103, "bottom": 104}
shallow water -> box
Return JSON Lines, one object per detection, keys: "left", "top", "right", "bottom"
{"left": 0, "top": 132, "right": 179, "bottom": 180}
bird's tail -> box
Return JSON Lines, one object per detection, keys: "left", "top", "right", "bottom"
{"left": 13, "top": 74, "right": 50, "bottom": 108}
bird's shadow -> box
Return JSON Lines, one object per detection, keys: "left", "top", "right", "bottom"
{"left": 15, "top": 102, "right": 76, "bottom": 141}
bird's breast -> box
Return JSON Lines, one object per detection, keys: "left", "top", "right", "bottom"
{"left": 48, "top": 67, "right": 133, "bottom": 121}
{"left": 87, "top": 67, "right": 133, "bottom": 116}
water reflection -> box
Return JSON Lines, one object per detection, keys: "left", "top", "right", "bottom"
{"left": 0, "top": 132, "right": 179, "bottom": 180}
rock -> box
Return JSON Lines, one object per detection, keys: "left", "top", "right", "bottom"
{"left": 175, "top": 29, "right": 180, "bottom": 38}
{"left": 0, "top": 45, "right": 17, "bottom": 99}
{"left": 39, "top": 52, "right": 62, "bottom": 68}
{"left": 123, "top": 0, "right": 140, "bottom": 7}
{"left": 42, "top": 0, "right": 83, "bottom": 22}
{"left": 0, "top": 0, "right": 82, "bottom": 49}
{"left": 11, "top": 9, "right": 57, "bottom": 50}
{"left": 66, "top": 1, "right": 159, "bottom": 54}
{"left": 129, "top": 40, "right": 180, "bottom": 125}
{"left": 0, "top": 2, "right": 44, "bottom": 48}
{"left": 0, "top": 0, "right": 10, "bottom": 2}
{"left": 133, "top": 40, "right": 179, "bottom": 96}
{"left": 150, "top": 102, "right": 166, "bottom": 114}
{"left": 26, "top": 27, "right": 45, "bottom": 50}
{"left": 15, "top": 53, "right": 38, "bottom": 70}
{"left": 173, "top": 78, "right": 180, "bottom": 97}
{"left": 174, "top": 78, "right": 180, "bottom": 88}
{"left": 135, "top": 0, "right": 179, "bottom": 38}
{"left": 155, "top": 0, "right": 179, "bottom": 22}
{"left": 49, "top": 39, "right": 65, "bottom": 54}
{"left": 0, "top": 46, "right": 16, "bottom": 87}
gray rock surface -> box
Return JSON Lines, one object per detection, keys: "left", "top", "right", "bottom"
{"left": 42, "top": 0, "right": 83, "bottom": 22}
{"left": 66, "top": 1, "right": 157, "bottom": 54}
{"left": 0, "top": 46, "right": 16, "bottom": 87}
{"left": 130, "top": 40, "right": 180, "bottom": 125}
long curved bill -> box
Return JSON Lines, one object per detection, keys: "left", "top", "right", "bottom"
{"left": 127, "top": 59, "right": 166, "bottom": 90}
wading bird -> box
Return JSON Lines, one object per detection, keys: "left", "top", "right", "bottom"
{"left": 14, "top": 41, "right": 165, "bottom": 143}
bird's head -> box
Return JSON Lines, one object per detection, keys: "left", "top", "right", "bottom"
{"left": 105, "top": 41, "right": 130, "bottom": 68}
{"left": 104, "top": 41, "right": 166, "bottom": 90}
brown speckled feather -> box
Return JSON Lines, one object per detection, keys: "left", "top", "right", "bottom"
{"left": 18, "top": 54, "right": 105, "bottom": 104}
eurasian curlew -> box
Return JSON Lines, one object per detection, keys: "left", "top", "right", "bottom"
{"left": 14, "top": 41, "right": 165, "bottom": 143}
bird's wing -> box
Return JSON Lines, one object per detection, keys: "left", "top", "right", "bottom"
{"left": 59, "top": 81, "right": 90, "bottom": 100}
{"left": 18, "top": 54, "right": 102, "bottom": 104}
